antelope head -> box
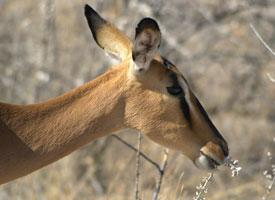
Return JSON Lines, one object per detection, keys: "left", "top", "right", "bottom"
{"left": 85, "top": 5, "right": 229, "bottom": 170}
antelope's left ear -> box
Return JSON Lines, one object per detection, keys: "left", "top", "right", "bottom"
{"left": 132, "top": 18, "right": 161, "bottom": 73}
{"left": 85, "top": 4, "right": 132, "bottom": 61}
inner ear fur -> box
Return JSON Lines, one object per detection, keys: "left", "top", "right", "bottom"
{"left": 132, "top": 18, "right": 161, "bottom": 72}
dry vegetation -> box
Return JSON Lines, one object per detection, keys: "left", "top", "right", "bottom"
{"left": 0, "top": 0, "right": 275, "bottom": 199}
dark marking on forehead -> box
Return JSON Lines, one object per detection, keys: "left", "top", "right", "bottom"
{"left": 162, "top": 57, "right": 175, "bottom": 69}
{"left": 195, "top": 97, "right": 228, "bottom": 156}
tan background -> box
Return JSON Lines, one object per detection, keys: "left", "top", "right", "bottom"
{"left": 0, "top": 0, "right": 275, "bottom": 199}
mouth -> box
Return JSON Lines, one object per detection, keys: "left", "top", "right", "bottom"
{"left": 194, "top": 141, "right": 228, "bottom": 170}
{"left": 194, "top": 151, "right": 223, "bottom": 170}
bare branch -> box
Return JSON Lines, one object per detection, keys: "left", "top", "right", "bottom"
{"left": 249, "top": 24, "right": 275, "bottom": 84}
{"left": 175, "top": 172, "right": 185, "bottom": 200}
{"left": 266, "top": 73, "right": 275, "bottom": 83}
{"left": 249, "top": 23, "right": 275, "bottom": 57}
{"left": 111, "top": 135, "right": 161, "bottom": 172}
{"left": 135, "top": 132, "right": 142, "bottom": 200}
{"left": 112, "top": 135, "right": 170, "bottom": 199}
{"left": 152, "top": 149, "right": 169, "bottom": 200}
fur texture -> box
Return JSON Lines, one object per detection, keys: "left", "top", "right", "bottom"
{"left": 0, "top": 5, "right": 228, "bottom": 185}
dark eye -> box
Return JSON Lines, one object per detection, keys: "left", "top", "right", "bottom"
{"left": 167, "top": 86, "right": 182, "bottom": 95}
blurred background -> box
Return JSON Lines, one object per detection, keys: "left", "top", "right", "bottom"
{"left": 0, "top": 0, "right": 275, "bottom": 199}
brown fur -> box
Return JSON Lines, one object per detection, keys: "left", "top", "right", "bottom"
{"left": 0, "top": 5, "right": 228, "bottom": 185}
{"left": 0, "top": 66, "right": 127, "bottom": 184}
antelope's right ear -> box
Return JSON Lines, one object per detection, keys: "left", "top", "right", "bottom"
{"left": 132, "top": 18, "right": 161, "bottom": 73}
{"left": 84, "top": 4, "right": 132, "bottom": 61}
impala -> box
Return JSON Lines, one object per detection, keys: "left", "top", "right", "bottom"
{"left": 0, "top": 4, "right": 229, "bottom": 185}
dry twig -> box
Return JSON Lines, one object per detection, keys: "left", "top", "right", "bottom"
{"left": 193, "top": 173, "right": 214, "bottom": 200}
{"left": 263, "top": 176, "right": 275, "bottom": 200}
{"left": 249, "top": 23, "right": 275, "bottom": 83}
{"left": 175, "top": 172, "right": 185, "bottom": 200}
{"left": 266, "top": 73, "right": 275, "bottom": 83}
{"left": 135, "top": 132, "right": 142, "bottom": 200}
{"left": 249, "top": 23, "right": 275, "bottom": 57}
{"left": 262, "top": 151, "right": 275, "bottom": 200}
{"left": 112, "top": 135, "right": 169, "bottom": 200}
{"left": 112, "top": 135, "right": 161, "bottom": 172}
{"left": 152, "top": 149, "right": 169, "bottom": 200}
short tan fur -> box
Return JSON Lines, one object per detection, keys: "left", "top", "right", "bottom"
{"left": 0, "top": 4, "right": 228, "bottom": 185}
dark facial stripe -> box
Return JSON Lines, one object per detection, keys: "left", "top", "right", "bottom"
{"left": 162, "top": 56, "right": 228, "bottom": 155}
{"left": 167, "top": 72, "right": 192, "bottom": 127}
{"left": 195, "top": 97, "right": 229, "bottom": 156}
{"left": 179, "top": 94, "right": 192, "bottom": 126}
{"left": 162, "top": 57, "right": 174, "bottom": 69}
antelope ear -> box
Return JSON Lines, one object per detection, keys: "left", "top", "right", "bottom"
{"left": 84, "top": 4, "right": 132, "bottom": 61}
{"left": 132, "top": 18, "right": 161, "bottom": 73}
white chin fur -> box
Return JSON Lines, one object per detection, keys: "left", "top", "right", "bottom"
{"left": 194, "top": 154, "right": 217, "bottom": 170}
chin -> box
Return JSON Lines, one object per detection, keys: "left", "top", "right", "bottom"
{"left": 194, "top": 153, "right": 222, "bottom": 170}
